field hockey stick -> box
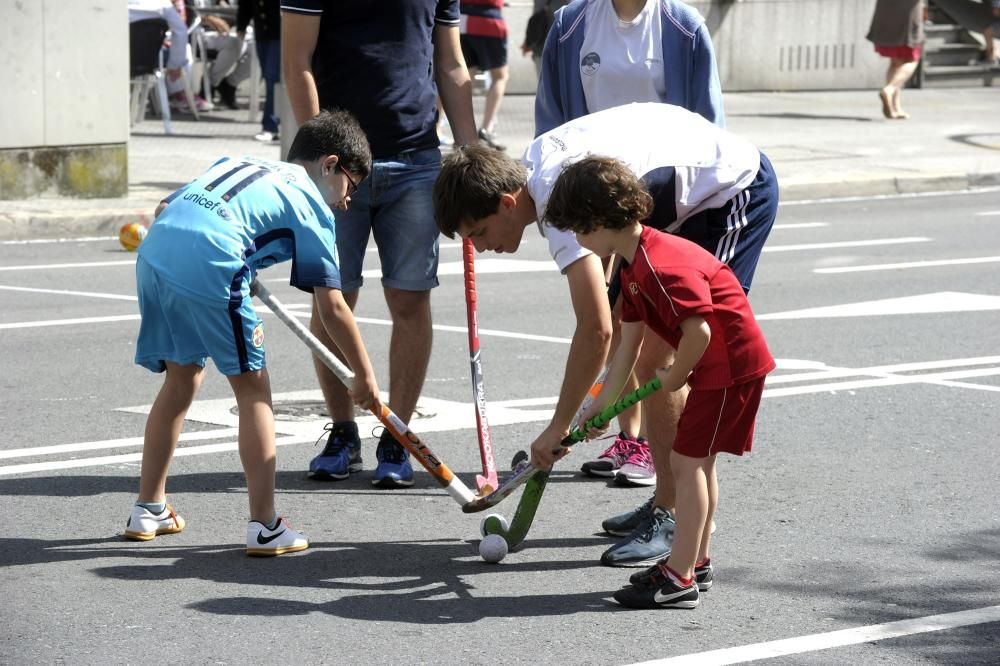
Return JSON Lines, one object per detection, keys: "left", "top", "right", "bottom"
{"left": 463, "top": 239, "right": 498, "bottom": 493}
{"left": 250, "top": 280, "right": 476, "bottom": 506}
{"left": 462, "top": 375, "right": 664, "bottom": 513}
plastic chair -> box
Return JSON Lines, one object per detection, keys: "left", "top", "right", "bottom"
{"left": 129, "top": 18, "right": 173, "bottom": 133}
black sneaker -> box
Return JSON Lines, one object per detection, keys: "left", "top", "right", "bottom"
{"left": 478, "top": 128, "right": 506, "bottom": 151}
{"left": 214, "top": 79, "right": 238, "bottom": 109}
{"left": 601, "top": 495, "right": 655, "bottom": 537}
{"left": 600, "top": 506, "right": 675, "bottom": 567}
{"left": 308, "top": 422, "right": 362, "bottom": 480}
{"left": 630, "top": 558, "right": 714, "bottom": 591}
{"left": 613, "top": 563, "right": 700, "bottom": 609}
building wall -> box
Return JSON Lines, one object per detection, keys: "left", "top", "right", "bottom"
{"left": 0, "top": 0, "right": 129, "bottom": 198}
{"left": 505, "top": 0, "right": 884, "bottom": 94}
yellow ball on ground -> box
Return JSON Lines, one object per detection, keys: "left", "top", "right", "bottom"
{"left": 119, "top": 222, "right": 148, "bottom": 252}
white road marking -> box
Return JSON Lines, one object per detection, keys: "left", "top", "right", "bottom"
{"left": 974, "top": 210, "right": 1000, "bottom": 216}
{"left": 815, "top": 256, "right": 1000, "bottom": 274}
{"left": 0, "top": 285, "right": 138, "bottom": 301}
{"left": 0, "top": 435, "right": 306, "bottom": 476}
{"left": 0, "top": 236, "right": 117, "bottom": 245}
{"left": 758, "top": 292, "right": 1000, "bottom": 320}
{"left": 772, "top": 222, "right": 828, "bottom": 229}
{"left": 0, "top": 314, "right": 141, "bottom": 330}
{"left": 629, "top": 604, "right": 1000, "bottom": 666}
{"left": 0, "top": 428, "right": 239, "bottom": 460}
{"left": 779, "top": 185, "right": 1000, "bottom": 206}
{"left": 5, "top": 356, "right": 998, "bottom": 476}
{"left": 0, "top": 260, "right": 135, "bottom": 271}
{"left": 762, "top": 237, "right": 930, "bottom": 252}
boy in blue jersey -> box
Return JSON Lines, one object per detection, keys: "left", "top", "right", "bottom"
{"left": 123, "top": 110, "right": 381, "bottom": 557}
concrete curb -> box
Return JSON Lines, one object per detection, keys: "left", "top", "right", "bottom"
{"left": 779, "top": 170, "right": 1000, "bottom": 202}
{"left": 2, "top": 172, "right": 1000, "bottom": 240}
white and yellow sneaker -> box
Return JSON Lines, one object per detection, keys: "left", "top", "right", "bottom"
{"left": 124, "top": 504, "right": 185, "bottom": 541}
{"left": 246, "top": 517, "right": 309, "bottom": 557}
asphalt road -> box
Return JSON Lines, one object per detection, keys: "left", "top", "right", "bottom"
{"left": 2, "top": 189, "right": 999, "bottom": 665}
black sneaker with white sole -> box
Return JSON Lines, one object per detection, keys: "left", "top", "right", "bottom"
{"left": 630, "top": 558, "right": 714, "bottom": 591}
{"left": 601, "top": 495, "right": 655, "bottom": 537}
{"left": 613, "top": 564, "right": 700, "bottom": 609}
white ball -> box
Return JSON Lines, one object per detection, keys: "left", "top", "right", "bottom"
{"left": 478, "top": 513, "right": 510, "bottom": 538}
{"left": 479, "top": 534, "right": 508, "bottom": 563}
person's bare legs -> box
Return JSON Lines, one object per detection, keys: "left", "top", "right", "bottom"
{"left": 699, "top": 455, "right": 718, "bottom": 563}
{"left": 480, "top": 65, "right": 509, "bottom": 134}
{"left": 137, "top": 362, "right": 205, "bottom": 503}
{"left": 882, "top": 57, "right": 919, "bottom": 119}
{"left": 664, "top": 452, "right": 713, "bottom": 580}
{"left": 310, "top": 290, "right": 360, "bottom": 423}
{"left": 604, "top": 297, "right": 641, "bottom": 436}
{"left": 634, "top": 335, "right": 686, "bottom": 512}
{"left": 384, "top": 287, "right": 432, "bottom": 422}
{"left": 985, "top": 27, "right": 996, "bottom": 62}
{"left": 227, "top": 369, "right": 277, "bottom": 524}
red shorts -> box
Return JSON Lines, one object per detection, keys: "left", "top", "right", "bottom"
{"left": 673, "top": 378, "right": 766, "bottom": 459}
{"left": 874, "top": 45, "right": 922, "bottom": 61}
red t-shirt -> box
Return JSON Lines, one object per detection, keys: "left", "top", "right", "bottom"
{"left": 620, "top": 227, "right": 775, "bottom": 389}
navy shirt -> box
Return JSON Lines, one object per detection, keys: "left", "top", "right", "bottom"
{"left": 281, "top": 0, "right": 460, "bottom": 158}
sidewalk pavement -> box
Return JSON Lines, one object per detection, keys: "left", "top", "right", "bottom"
{"left": 2, "top": 87, "right": 998, "bottom": 240}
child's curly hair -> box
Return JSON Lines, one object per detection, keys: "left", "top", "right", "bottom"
{"left": 544, "top": 157, "right": 652, "bottom": 234}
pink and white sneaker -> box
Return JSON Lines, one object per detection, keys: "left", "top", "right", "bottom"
{"left": 581, "top": 432, "right": 637, "bottom": 477}
{"left": 615, "top": 439, "right": 656, "bottom": 486}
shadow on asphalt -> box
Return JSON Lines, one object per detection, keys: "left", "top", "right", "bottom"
{"left": 949, "top": 133, "right": 1000, "bottom": 152}
{"left": 752, "top": 526, "right": 1000, "bottom": 665}
{"left": 728, "top": 112, "right": 875, "bottom": 123}
{"left": 0, "top": 533, "right": 626, "bottom": 620}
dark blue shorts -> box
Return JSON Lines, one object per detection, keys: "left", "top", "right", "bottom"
{"left": 608, "top": 151, "right": 778, "bottom": 306}
{"left": 676, "top": 152, "right": 779, "bottom": 293}
{"left": 460, "top": 34, "right": 508, "bottom": 71}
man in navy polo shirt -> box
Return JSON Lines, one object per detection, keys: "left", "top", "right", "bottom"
{"left": 282, "top": 1, "right": 479, "bottom": 489}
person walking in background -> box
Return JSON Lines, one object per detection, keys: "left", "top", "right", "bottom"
{"left": 281, "top": 0, "right": 478, "bottom": 489}
{"left": 533, "top": 0, "right": 728, "bottom": 571}
{"left": 521, "top": 0, "right": 571, "bottom": 79}
{"left": 460, "top": 0, "right": 510, "bottom": 150}
{"left": 238, "top": 0, "right": 282, "bottom": 142}
{"left": 867, "top": 0, "right": 925, "bottom": 119}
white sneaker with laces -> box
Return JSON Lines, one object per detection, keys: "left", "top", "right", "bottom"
{"left": 124, "top": 504, "right": 186, "bottom": 541}
{"left": 246, "top": 517, "right": 309, "bottom": 556}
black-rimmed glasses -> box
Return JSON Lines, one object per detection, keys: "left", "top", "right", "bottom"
{"left": 338, "top": 163, "right": 358, "bottom": 196}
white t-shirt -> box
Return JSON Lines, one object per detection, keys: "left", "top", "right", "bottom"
{"left": 580, "top": 0, "right": 666, "bottom": 113}
{"left": 523, "top": 103, "right": 761, "bottom": 272}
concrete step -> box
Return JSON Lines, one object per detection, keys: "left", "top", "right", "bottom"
{"left": 922, "top": 62, "right": 999, "bottom": 85}
{"left": 925, "top": 41, "right": 988, "bottom": 65}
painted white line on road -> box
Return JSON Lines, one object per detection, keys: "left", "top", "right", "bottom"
{"left": 0, "top": 285, "right": 138, "bottom": 301}
{"left": 0, "top": 434, "right": 306, "bottom": 476}
{"left": 779, "top": 185, "right": 1000, "bottom": 207}
{"left": 0, "top": 314, "right": 140, "bottom": 330}
{"left": 759, "top": 292, "right": 1000, "bottom": 320}
{"left": 353, "top": 316, "right": 573, "bottom": 344}
{"left": 762, "top": 237, "right": 930, "bottom": 252}
{"left": 6, "top": 357, "right": 998, "bottom": 476}
{"left": 0, "top": 428, "right": 240, "bottom": 460}
{"left": 629, "top": 604, "right": 1000, "bottom": 666}
{"left": 0, "top": 260, "right": 135, "bottom": 271}
{"left": 815, "top": 256, "right": 1000, "bottom": 274}
{"left": 764, "top": 366, "right": 1000, "bottom": 398}
{"left": 773, "top": 222, "right": 828, "bottom": 229}
{"left": 0, "top": 236, "right": 117, "bottom": 245}
{"left": 974, "top": 210, "right": 1000, "bottom": 216}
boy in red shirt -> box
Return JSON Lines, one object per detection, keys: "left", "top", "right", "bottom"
{"left": 544, "top": 156, "right": 775, "bottom": 609}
